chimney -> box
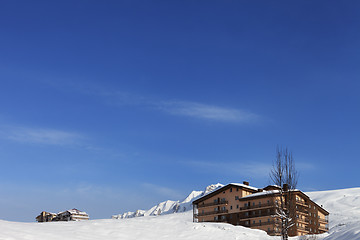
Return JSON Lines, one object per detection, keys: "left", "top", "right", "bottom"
{"left": 243, "top": 181, "right": 249, "bottom": 186}
{"left": 283, "top": 184, "right": 289, "bottom": 192}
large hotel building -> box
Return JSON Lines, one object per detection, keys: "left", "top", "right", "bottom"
{"left": 192, "top": 182, "right": 329, "bottom": 237}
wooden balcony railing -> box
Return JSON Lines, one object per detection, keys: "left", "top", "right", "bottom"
{"left": 196, "top": 209, "right": 228, "bottom": 217}
{"left": 240, "top": 202, "right": 274, "bottom": 211}
{"left": 318, "top": 218, "right": 329, "bottom": 223}
{"left": 197, "top": 200, "right": 228, "bottom": 209}
{"left": 250, "top": 220, "right": 275, "bottom": 227}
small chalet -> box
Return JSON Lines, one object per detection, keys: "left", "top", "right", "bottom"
{"left": 36, "top": 208, "right": 89, "bottom": 222}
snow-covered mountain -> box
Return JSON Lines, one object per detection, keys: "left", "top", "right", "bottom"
{"left": 112, "top": 183, "right": 223, "bottom": 219}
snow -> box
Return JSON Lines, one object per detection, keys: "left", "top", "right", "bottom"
{"left": 306, "top": 187, "right": 360, "bottom": 240}
{"left": 0, "top": 212, "right": 274, "bottom": 240}
{"left": 241, "top": 190, "right": 279, "bottom": 199}
{"left": 230, "top": 183, "right": 259, "bottom": 191}
{"left": 1, "top": 186, "right": 360, "bottom": 240}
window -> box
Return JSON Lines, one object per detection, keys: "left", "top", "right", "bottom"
{"left": 235, "top": 196, "right": 239, "bottom": 200}
{"left": 230, "top": 206, "right": 233, "bottom": 210}
{"left": 214, "top": 216, "right": 218, "bottom": 220}
{"left": 253, "top": 202, "right": 255, "bottom": 206}
{"left": 259, "top": 201, "right": 261, "bottom": 206}
{"left": 230, "top": 188, "right": 232, "bottom": 192}
{"left": 236, "top": 188, "right": 239, "bottom": 192}
{"left": 245, "top": 212, "right": 249, "bottom": 216}
{"left": 267, "top": 200, "right": 270, "bottom": 204}
{"left": 268, "top": 218, "right": 270, "bottom": 222}
{"left": 236, "top": 205, "right": 239, "bottom": 209}
{"left": 253, "top": 220, "right": 256, "bottom": 224}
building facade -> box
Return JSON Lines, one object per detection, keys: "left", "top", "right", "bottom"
{"left": 35, "top": 211, "right": 57, "bottom": 222}
{"left": 192, "top": 182, "right": 329, "bottom": 237}
{"left": 36, "top": 208, "right": 89, "bottom": 222}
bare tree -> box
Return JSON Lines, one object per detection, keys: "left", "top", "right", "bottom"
{"left": 270, "top": 146, "right": 299, "bottom": 240}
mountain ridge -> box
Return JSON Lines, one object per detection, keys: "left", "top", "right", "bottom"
{"left": 112, "top": 183, "right": 224, "bottom": 219}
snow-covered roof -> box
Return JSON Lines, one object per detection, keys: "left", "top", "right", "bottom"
{"left": 230, "top": 183, "right": 259, "bottom": 191}
{"left": 241, "top": 190, "right": 279, "bottom": 199}
{"left": 58, "top": 209, "right": 88, "bottom": 215}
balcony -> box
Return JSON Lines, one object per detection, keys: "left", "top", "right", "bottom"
{"left": 250, "top": 220, "right": 275, "bottom": 227}
{"left": 296, "top": 200, "right": 309, "bottom": 207}
{"left": 240, "top": 202, "right": 274, "bottom": 211}
{"left": 206, "top": 218, "right": 228, "bottom": 223}
{"left": 297, "top": 217, "right": 309, "bottom": 224}
{"left": 197, "top": 200, "right": 228, "bottom": 209}
{"left": 319, "top": 225, "right": 329, "bottom": 231}
{"left": 196, "top": 209, "right": 228, "bottom": 217}
{"left": 318, "top": 218, "right": 329, "bottom": 223}
{"left": 240, "top": 210, "right": 275, "bottom": 219}
{"left": 297, "top": 225, "right": 308, "bottom": 232}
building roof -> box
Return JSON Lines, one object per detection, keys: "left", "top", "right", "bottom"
{"left": 240, "top": 190, "right": 279, "bottom": 199}
{"left": 192, "top": 183, "right": 258, "bottom": 204}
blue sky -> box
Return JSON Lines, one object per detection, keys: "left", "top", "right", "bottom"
{"left": 1, "top": 1, "right": 360, "bottom": 221}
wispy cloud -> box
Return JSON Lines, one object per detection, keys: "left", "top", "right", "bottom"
{"left": 43, "top": 80, "right": 260, "bottom": 123}
{"left": 0, "top": 126, "right": 83, "bottom": 145}
{"left": 156, "top": 101, "right": 259, "bottom": 123}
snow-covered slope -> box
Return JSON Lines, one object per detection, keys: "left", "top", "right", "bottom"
{"left": 0, "top": 186, "right": 360, "bottom": 240}
{"left": 112, "top": 183, "right": 223, "bottom": 219}
{"left": 0, "top": 212, "right": 273, "bottom": 240}
{"left": 306, "top": 187, "right": 360, "bottom": 240}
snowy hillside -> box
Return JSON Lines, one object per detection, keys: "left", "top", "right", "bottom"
{"left": 0, "top": 212, "right": 273, "bottom": 240}
{"left": 0, "top": 186, "right": 360, "bottom": 240}
{"left": 112, "top": 183, "right": 223, "bottom": 219}
{"left": 307, "top": 187, "right": 360, "bottom": 240}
